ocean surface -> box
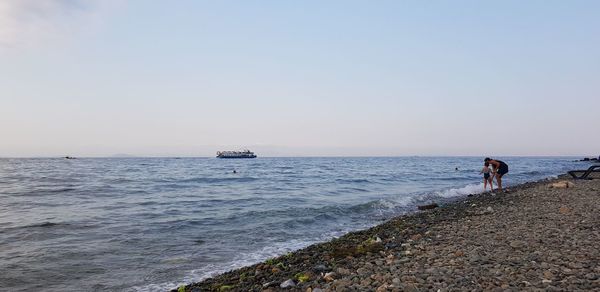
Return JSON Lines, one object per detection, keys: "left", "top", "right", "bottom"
{"left": 0, "top": 157, "right": 580, "bottom": 291}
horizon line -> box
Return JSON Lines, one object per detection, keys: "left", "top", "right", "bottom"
{"left": 0, "top": 155, "right": 592, "bottom": 159}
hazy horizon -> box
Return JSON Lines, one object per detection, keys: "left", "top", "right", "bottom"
{"left": 0, "top": 147, "right": 592, "bottom": 159}
{"left": 2, "top": 1, "right": 599, "bottom": 157}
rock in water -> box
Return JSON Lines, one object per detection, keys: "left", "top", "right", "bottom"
{"left": 418, "top": 203, "right": 438, "bottom": 210}
{"left": 280, "top": 279, "right": 296, "bottom": 288}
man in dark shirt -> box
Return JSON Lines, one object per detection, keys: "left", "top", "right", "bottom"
{"left": 484, "top": 157, "right": 509, "bottom": 192}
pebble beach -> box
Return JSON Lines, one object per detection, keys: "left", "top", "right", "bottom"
{"left": 177, "top": 174, "right": 600, "bottom": 291}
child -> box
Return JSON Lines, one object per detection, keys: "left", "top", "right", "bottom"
{"left": 480, "top": 162, "right": 494, "bottom": 191}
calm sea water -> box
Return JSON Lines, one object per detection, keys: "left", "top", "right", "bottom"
{"left": 0, "top": 157, "right": 578, "bottom": 291}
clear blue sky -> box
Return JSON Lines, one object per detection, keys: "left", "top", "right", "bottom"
{"left": 1, "top": 1, "right": 599, "bottom": 157}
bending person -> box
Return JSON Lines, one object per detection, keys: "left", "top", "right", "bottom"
{"left": 484, "top": 157, "right": 509, "bottom": 192}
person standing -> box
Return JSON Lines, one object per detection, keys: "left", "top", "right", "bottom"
{"left": 480, "top": 162, "right": 494, "bottom": 191}
{"left": 484, "top": 157, "right": 508, "bottom": 192}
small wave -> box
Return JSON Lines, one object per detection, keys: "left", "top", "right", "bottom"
{"left": 12, "top": 221, "right": 102, "bottom": 231}
{"left": 133, "top": 236, "right": 338, "bottom": 292}
{"left": 517, "top": 170, "right": 542, "bottom": 176}
{"left": 347, "top": 196, "right": 414, "bottom": 217}
{"left": 21, "top": 187, "right": 77, "bottom": 196}
{"left": 179, "top": 177, "right": 259, "bottom": 184}
{"left": 340, "top": 187, "right": 369, "bottom": 192}
{"left": 433, "top": 183, "right": 485, "bottom": 198}
{"left": 275, "top": 166, "right": 294, "bottom": 170}
{"left": 335, "top": 178, "right": 371, "bottom": 183}
{"left": 47, "top": 187, "right": 77, "bottom": 193}
{"left": 20, "top": 222, "right": 65, "bottom": 229}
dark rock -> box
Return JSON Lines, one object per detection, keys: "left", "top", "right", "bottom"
{"left": 418, "top": 203, "right": 439, "bottom": 210}
{"left": 313, "top": 264, "right": 328, "bottom": 272}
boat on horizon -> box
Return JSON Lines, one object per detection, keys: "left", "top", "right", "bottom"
{"left": 216, "top": 150, "right": 257, "bottom": 159}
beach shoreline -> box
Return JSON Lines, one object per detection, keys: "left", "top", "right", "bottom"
{"left": 175, "top": 173, "right": 600, "bottom": 291}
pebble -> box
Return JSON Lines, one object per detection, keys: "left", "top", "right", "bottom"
{"left": 280, "top": 279, "right": 296, "bottom": 288}
{"left": 313, "top": 264, "right": 328, "bottom": 272}
{"left": 323, "top": 272, "right": 336, "bottom": 282}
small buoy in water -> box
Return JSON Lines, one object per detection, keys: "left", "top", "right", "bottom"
{"left": 232, "top": 170, "right": 237, "bottom": 174}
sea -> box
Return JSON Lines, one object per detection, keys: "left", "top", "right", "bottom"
{"left": 0, "top": 156, "right": 580, "bottom": 291}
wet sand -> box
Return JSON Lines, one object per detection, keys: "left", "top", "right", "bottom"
{"left": 175, "top": 174, "right": 600, "bottom": 291}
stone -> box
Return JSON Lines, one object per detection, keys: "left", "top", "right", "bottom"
{"left": 280, "top": 279, "right": 296, "bottom": 288}
{"left": 334, "top": 280, "right": 351, "bottom": 291}
{"left": 360, "top": 279, "right": 372, "bottom": 286}
{"left": 263, "top": 282, "right": 278, "bottom": 288}
{"left": 559, "top": 206, "right": 571, "bottom": 214}
{"left": 324, "top": 272, "right": 336, "bottom": 282}
{"left": 376, "top": 283, "right": 389, "bottom": 292}
{"left": 400, "top": 283, "right": 419, "bottom": 292}
{"left": 549, "top": 181, "right": 575, "bottom": 189}
{"left": 585, "top": 273, "right": 598, "bottom": 280}
{"left": 410, "top": 234, "right": 423, "bottom": 241}
{"left": 543, "top": 270, "right": 554, "bottom": 280}
{"left": 418, "top": 203, "right": 438, "bottom": 210}
{"left": 509, "top": 240, "right": 523, "bottom": 249}
{"left": 313, "top": 264, "right": 328, "bottom": 272}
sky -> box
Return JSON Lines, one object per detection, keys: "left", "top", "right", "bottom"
{"left": 1, "top": 0, "right": 599, "bottom": 157}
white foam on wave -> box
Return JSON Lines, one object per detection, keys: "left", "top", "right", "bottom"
{"left": 132, "top": 231, "right": 355, "bottom": 292}
{"left": 433, "top": 182, "right": 486, "bottom": 198}
{"left": 370, "top": 195, "right": 414, "bottom": 217}
{"left": 377, "top": 195, "right": 414, "bottom": 209}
